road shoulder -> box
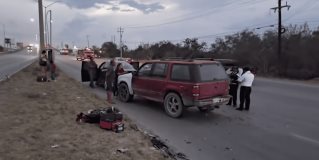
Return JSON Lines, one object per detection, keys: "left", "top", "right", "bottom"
{"left": 0, "top": 62, "right": 167, "bottom": 160}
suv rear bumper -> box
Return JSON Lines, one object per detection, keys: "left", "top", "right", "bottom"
{"left": 193, "top": 95, "right": 231, "bottom": 107}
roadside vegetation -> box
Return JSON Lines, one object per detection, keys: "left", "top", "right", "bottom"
{"left": 0, "top": 63, "right": 168, "bottom": 160}
{"left": 96, "top": 24, "right": 319, "bottom": 80}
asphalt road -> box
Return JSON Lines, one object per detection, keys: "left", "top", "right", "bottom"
{"left": 0, "top": 49, "right": 37, "bottom": 81}
{"left": 55, "top": 54, "right": 319, "bottom": 160}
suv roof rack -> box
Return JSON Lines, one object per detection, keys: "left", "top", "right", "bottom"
{"left": 160, "top": 57, "right": 214, "bottom": 62}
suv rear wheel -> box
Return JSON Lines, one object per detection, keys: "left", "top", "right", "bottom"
{"left": 164, "top": 93, "right": 184, "bottom": 118}
{"left": 118, "top": 83, "right": 133, "bottom": 102}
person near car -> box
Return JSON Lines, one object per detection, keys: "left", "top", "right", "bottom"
{"left": 105, "top": 59, "right": 116, "bottom": 104}
{"left": 236, "top": 67, "right": 255, "bottom": 111}
{"left": 226, "top": 66, "right": 239, "bottom": 106}
{"left": 113, "top": 63, "right": 125, "bottom": 96}
{"left": 49, "top": 60, "right": 56, "bottom": 81}
{"left": 39, "top": 50, "right": 48, "bottom": 77}
{"left": 88, "top": 56, "right": 98, "bottom": 88}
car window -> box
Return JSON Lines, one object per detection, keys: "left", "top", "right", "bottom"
{"left": 198, "top": 63, "right": 228, "bottom": 81}
{"left": 171, "top": 64, "right": 191, "bottom": 81}
{"left": 120, "top": 61, "right": 136, "bottom": 72}
{"left": 152, "top": 63, "right": 167, "bottom": 78}
{"left": 138, "top": 63, "right": 153, "bottom": 77}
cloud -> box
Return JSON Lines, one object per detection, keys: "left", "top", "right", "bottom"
{"left": 106, "top": 6, "right": 121, "bottom": 11}
{"left": 55, "top": 0, "right": 107, "bottom": 9}
{"left": 57, "top": 15, "right": 94, "bottom": 43}
{"left": 120, "top": 8, "right": 135, "bottom": 12}
{"left": 56, "top": 0, "right": 164, "bottom": 14}
{"left": 120, "top": 0, "right": 164, "bottom": 14}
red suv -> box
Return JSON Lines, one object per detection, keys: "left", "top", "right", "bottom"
{"left": 118, "top": 60, "right": 230, "bottom": 118}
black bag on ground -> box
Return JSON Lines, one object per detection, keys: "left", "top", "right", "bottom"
{"left": 84, "top": 109, "right": 101, "bottom": 123}
{"left": 37, "top": 76, "right": 47, "bottom": 82}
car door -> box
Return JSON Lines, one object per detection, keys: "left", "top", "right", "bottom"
{"left": 81, "top": 61, "right": 90, "bottom": 82}
{"left": 96, "top": 62, "right": 106, "bottom": 86}
{"left": 132, "top": 63, "right": 153, "bottom": 96}
{"left": 81, "top": 61, "right": 98, "bottom": 82}
{"left": 147, "top": 63, "right": 168, "bottom": 101}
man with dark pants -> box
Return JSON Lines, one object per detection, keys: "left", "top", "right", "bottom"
{"left": 237, "top": 67, "right": 255, "bottom": 111}
{"left": 105, "top": 59, "right": 116, "bottom": 104}
{"left": 88, "top": 56, "right": 97, "bottom": 88}
{"left": 226, "top": 66, "right": 239, "bottom": 106}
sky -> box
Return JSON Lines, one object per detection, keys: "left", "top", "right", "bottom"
{"left": 0, "top": 0, "right": 318, "bottom": 49}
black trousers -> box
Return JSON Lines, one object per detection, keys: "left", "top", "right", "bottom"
{"left": 239, "top": 86, "right": 252, "bottom": 109}
{"left": 227, "top": 84, "right": 238, "bottom": 105}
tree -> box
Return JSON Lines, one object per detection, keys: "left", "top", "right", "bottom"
{"left": 101, "top": 42, "right": 120, "bottom": 58}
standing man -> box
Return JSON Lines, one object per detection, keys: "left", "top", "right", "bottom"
{"left": 88, "top": 56, "right": 97, "bottom": 88}
{"left": 226, "top": 66, "right": 239, "bottom": 107}
{"left": 105, "top": 59, "right": 116, "bottom": 104}
{"left": 236, "top": 67, "right": 255, "bottom": 111}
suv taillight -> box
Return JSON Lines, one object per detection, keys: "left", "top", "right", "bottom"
{"left": 192, "top": 85, "right": 200, "bottom": 98}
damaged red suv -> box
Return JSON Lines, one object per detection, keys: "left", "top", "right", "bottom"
{"left": 118, "top": 59, "right": 231, "bottom": 118}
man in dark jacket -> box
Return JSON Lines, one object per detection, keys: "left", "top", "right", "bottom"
{"left": 88, "top": 56, "right": 98, "bottom": 88}
{"left": 105, "top": 59, "right": 116, "bottom": 104}
{"left": 227, "top": 66, "right": 239, "bottom": 106}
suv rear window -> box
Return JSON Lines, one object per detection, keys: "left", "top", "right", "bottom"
{"left": 197, "top": 63, "right": 228, "bottom": 82}
{"left": 171, "top": 64, "right": 191, "bottom": 81}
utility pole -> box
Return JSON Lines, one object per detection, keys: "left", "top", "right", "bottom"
{"left": 86, "top": 35, "right": 90, "bottom": 48}
{"left": 271, "top": 0, "right": 291, "bottom": 59}
{"left": 38, "top": 0, "right": 45, "bottom": 52}
{"left": 117, "top": 27, "right": 124, "bottom": 57}
{"left": 49, "top": 10, "right": 52, "bottom": 48}
{"left": 2, "top": 24, "right": 5, "bottom": 48}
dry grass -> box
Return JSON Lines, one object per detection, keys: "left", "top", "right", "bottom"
{"left": 0, "top": 63, "right": 167, "bottom": 160}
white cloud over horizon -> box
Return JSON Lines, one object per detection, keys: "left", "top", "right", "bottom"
{"left": 1, "top": 0, "right": 318, "bottom": 49}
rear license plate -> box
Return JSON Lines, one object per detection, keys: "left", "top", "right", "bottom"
{"left": 213, "top": 98, "right": 227, "bottom": 103}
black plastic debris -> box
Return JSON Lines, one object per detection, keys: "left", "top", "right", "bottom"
{"left": 150, "top": 137, "right": 189, "bottom": 160}
{"left": 117, "top": 148, "right": 129, "bottom": 153}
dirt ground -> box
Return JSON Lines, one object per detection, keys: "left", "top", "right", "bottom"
{"left": 0, "top": 63, "right": 168, "bottom": 160}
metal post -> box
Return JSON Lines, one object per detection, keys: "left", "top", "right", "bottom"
{"left": 2, "top": 24, "right": 5, "bottom": 48}
{"left": 38, "top": 0, "right": 45, "bottom": 52}
{"left": 86, "top": 35, "right": 90, "bottom": 48}
{"left": 44, "top": 6, "right": 47, "bottom": 47}
{"left": 49, "top": 10, "right": 52, "bottom": 48}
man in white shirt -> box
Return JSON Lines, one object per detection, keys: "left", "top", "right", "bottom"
{"left": 236, "top": 67, "right": 255, "bottom": 111}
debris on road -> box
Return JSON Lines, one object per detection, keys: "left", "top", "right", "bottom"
{"left": 184, "top": 140, "right": 192, "bottom": 144}
{"left": 150, "top": 137, "right": 190, "bottom": 160}
{"left": 51, "top": 144, "right": 59, "bottom": 148}
{"left": 116, "top": 148, "right": 129, "bottom": 153}
{"left": 225, "top": 147, "right": 233, "bottom": 151}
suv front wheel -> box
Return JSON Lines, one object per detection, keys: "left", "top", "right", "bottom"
{"left": 118, "top": 83, "right": 133, "bottom": 102}
{"left": 164, "top": 93, "right": 184, "bottom": 118}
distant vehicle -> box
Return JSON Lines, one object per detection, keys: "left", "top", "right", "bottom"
{"left": 117, "top": 59, "right": 231, "bottom": 118}
{"left": 27, "top": 46, "right": 32, "bottom": 53}
{"left": 76, "top": 48, "right": 95, "bottom": 61}
{"left": 60, "top": 49, "right": 69, "bottom": 55}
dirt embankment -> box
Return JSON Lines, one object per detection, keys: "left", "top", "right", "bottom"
{"left": 0, "top": 63, "right": 167, "bottom": 160}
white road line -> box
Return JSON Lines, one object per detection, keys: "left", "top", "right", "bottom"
{"left": 291, "top": 133, "right": 319, "bottom": 146}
